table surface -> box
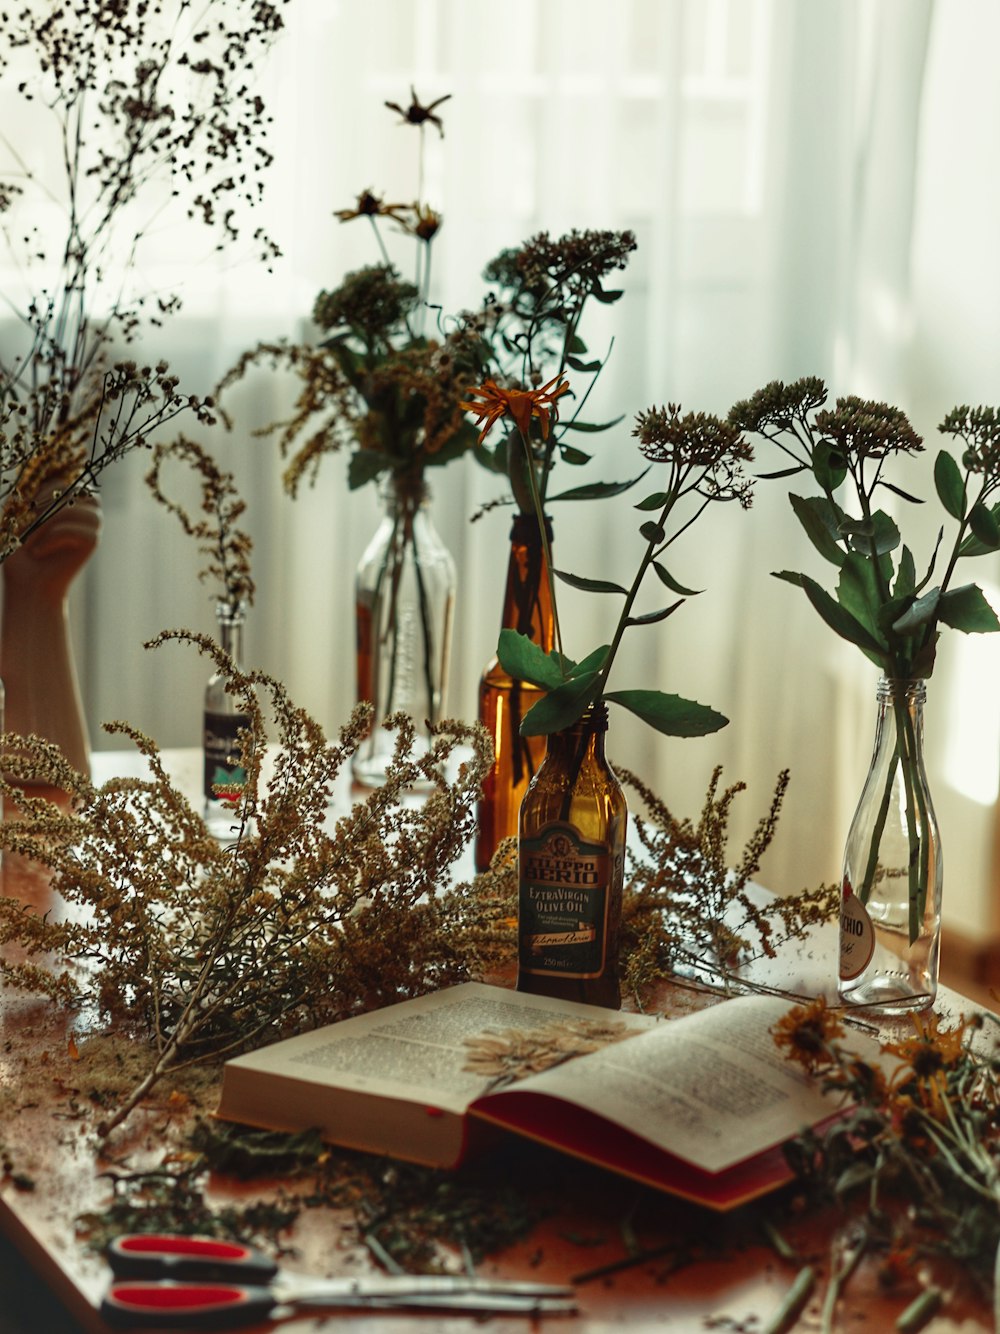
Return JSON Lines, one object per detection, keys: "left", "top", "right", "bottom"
{"left": 0, "top": 749, "right": 992, "bottom": 1334}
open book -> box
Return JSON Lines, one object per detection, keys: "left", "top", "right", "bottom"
{"left": 216, "top": 982, "right": 852, "bottom": 1211}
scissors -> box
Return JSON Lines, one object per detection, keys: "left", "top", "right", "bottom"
{"left": 101, "top": 1233, "right": 578, "bottom": 1326}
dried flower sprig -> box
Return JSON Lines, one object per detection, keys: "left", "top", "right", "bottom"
{"left": 146, "top": 437, "right": 255, "bottom": 614}
{"left": 775, "top": 998, "right": 1000, "bottom": 1313}
{"left": 0, "top": 634, "right": 511, "bottom": 1138}
{"left": 474, "top": 228, "right": 641, "bottom": 516}
{"left": 0, "top": 0, "right": 285, "bottom": 558}
{"left": 618, "top": 767, "right": 838, "bottom": 996}
{"left": 489, "top": 399, "right": 753, "bottom": 738}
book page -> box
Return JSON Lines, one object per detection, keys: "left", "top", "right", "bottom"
{"left": 226, "top": 982, "right": 656, "bottom": 1115}
{"left": 507, "top": 993, "right": 859, "bottom": 1173}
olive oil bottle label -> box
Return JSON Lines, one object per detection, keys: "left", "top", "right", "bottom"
{"left": 204, "top": 711, "right": 250, "bottom": 799}
{"left": 519, "top": 822, "right": 613, "bottom": 979}
{"left": 839, "top": 880, "right": 875, "bottom": 980}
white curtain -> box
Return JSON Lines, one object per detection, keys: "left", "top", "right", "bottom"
{"left": 72, "top": 0, "right": 1000, "bottom": 935}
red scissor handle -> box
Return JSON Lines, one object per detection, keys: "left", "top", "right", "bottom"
{"left": 107, "top": 1234, "right": 278, "bottom": 1284}
{"left": 101, "top": 1280, "right": 276, "bottom": 1329}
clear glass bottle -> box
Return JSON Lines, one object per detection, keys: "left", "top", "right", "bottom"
{"left": 517, "top": 704, "right": 626, "bottom": 1009}
{"left": 838, "top": 677, "right": 942, "bottom": 1012}
{"left": 353, "top": 475, "right": 456, "bottom": 788}
{"left": 204, "top": 600, "right": 251, "bottom": 841}
{"left": 475, "top": 513, "right": 554, "bottom": 871}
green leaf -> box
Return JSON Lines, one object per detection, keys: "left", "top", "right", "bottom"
{"left": 840, "top": 511, "right": 900, "bottom": 557}
{"left": 497, "top": 630, "right": 566, "bottom": 690}
{"left": 603, "top": 689, "right": 728, "bottom": 737}
{"left": 756, "top": 465, "right": 806, "bottom": 480}
{"left": 635, "top": 491, "right": 670, "bottom": 512}
{"left": 969, "top": 501, "right": 1000, "bottom": 550}
{"left": 652, "top": 561, "right": 702, "bottom": 596}
{"left": 592, "top": 284, "right": 624, "bottom": 304}
{"left": 554, "top": 569, "right": 627, "bottom": 595}
{"left": 568, "top": 645, "right": 611, "bottom": 678}
{"left": 626, "top": 600, "right": 684, "bottom": 627}
{"left": 937, "top": 584, "right": 1000, "bottom": 634}
{"left": 520, "top": 674, "right": 600, "bottom": 735}
{"left": 837, "top": 553, "right": 887, "bottom": 647}
{"left": 566, "top": 355, "right": 602, "bottom": 373}
{"left": 773, "top": 570, "right": 885, "bottom": 655}
{"left": 567, "top": 333, "right": 587, "bottom": 355}
{"left": 894, "top": 545, "right": 916, "bottom": 597}
{"left": 640, "top": 521, "right": 665, "bottom": 544}
{"left": 813, "top": 439, "right": 847, "bottom": 491}
{"left": 891, "top": 587, "right": 941, "bottom": 635}
{"left": 548, "top": 470, "right": 649, "bottom": 503}
{"left": 788, "top": 494, "right": 846, "bottom": 567}
{"left": 348, "top": 451, "right": 390, "bottom": 489}
{"left": 934, "top": 449, "right": 965, "bottom": 520}
{"left": 558, "top": 445, "right": 592, "bottom": 466}
{"left": 880, "top": 480, "right": 923, "bottom": 505}
{"left": 562, "top": 415, "right": 625, "bottom": 433}
{"left": 959, "top": 502, "right": 1000, "bottom": 557}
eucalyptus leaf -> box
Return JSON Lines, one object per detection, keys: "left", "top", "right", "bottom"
{"left": 603, "top": 689, "right": 728, "bottom": 737}
{"left": 520, "top": 673, "right": 600, "bottom": 735}
{"left": 934, "top": 449, "right": 966, "bottom": 520}
{"left": 554, "top": 569, "right": 627, "bottom": 595}
{"left": 497, "top": 630, "right": 566, "bottom": 690}
{"left": 567, "top": 333, "right": 587, "bottom": 354}
{"left": 937, "top": 584, "right": 1000, "bottom": 634}
{"left": 640, "top": 520, "right": 665, "bottom": 543}
{"left": 652, "top": 561, "right": 702, "bottom": 596}
{"left": 566, "top": 355, "right": 603, "bottom": 373}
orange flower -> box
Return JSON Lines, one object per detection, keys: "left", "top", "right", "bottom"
{"left": 460, "top": 375, "right": 570, "bottom": 444}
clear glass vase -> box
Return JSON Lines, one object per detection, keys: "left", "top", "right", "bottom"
{"left": 352, "top": 475, "right": 456, "bottom": 787}
{"left": 838, "top": 677, "right": 942, "bottom": 1012}
{"left": 475, "top": 513, "right": 554, "bottom": 871}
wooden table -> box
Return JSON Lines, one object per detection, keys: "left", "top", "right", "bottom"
{"left": 0, "top": 751, "right": 992, "bottom": 1333}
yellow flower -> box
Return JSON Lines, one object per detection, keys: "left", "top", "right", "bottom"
{"left": 460, "top": 375, "right": 570, "bottom": 444}
{"left": 883, "top": 1011, "right": 970, "bottom": 1121}
{"left": 771, "top": 997, "right": 845, "bottom": 1072}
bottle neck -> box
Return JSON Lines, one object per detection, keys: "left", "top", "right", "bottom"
{"left": 501, "top": 513, "right": 555, "bottom": 648}
{"left": 216, "top": 604, "right": 246, "bottom": 664}
{"left": 876, "top": 676, "right": 926, "bottom": 740}
{"left": 546, "top": 704, "right": 608, "bottom": 762}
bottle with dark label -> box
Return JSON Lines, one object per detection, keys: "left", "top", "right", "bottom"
{"left": 204, "top": 600, "right": 251, "bottom": 841}
{"left": 476, "top": 513, "right": 555, "bottom": 871}
{"left": 516, "top": 704, "right": 626, "bottom": 1009}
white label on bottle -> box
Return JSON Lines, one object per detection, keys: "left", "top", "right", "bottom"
{"left": 839, "top": 881, "right": 875, "bottom": 980}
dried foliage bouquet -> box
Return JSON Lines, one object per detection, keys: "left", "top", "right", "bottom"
{"left": 0, "top": 0, "right": 286, "bottom": 559}
{"left": 0, "top": 642, "right": 511, "bottom": 1138}
{"left": 774, "top": 996, "right": 1000, "bottom": 1323}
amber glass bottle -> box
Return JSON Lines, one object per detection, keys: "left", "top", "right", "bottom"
{"left": 475, "top": 513, "right": 555, "bottom": 871}
{"left": 516, "top": 705, "right": 626, "bottom": 1009}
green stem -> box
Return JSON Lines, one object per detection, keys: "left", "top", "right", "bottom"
{"left": 859, "top": 743, "right": 899, "bottom": 905}
{"left": 515, "top": 427, "right": 564, "bottom": 667}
